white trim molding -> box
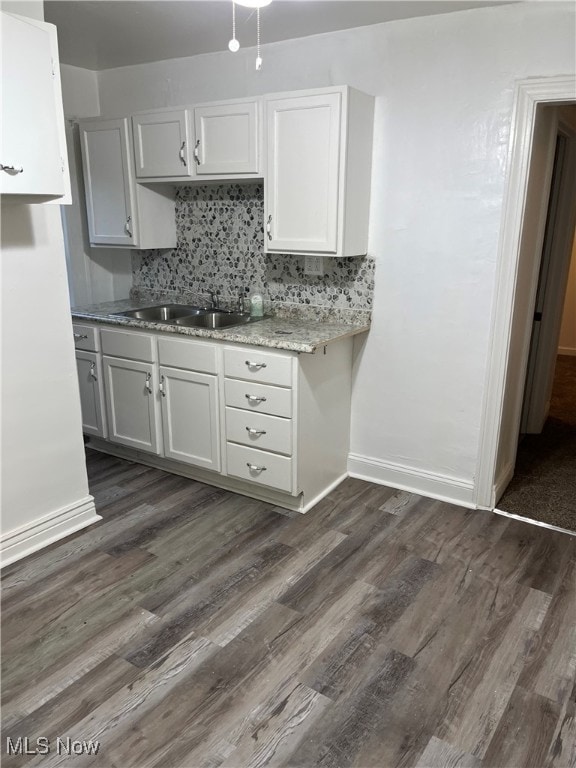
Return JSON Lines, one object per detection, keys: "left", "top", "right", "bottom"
{"left": 0, "top": 496, "right": 100, "bottom": 567}
{"left": 474, "top": 75, "right": 576, "bottom": 510}
{"left": 348, "top": 453, "right": 475, "bottom": 508}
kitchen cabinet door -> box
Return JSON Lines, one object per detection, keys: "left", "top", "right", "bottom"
{"left": 76, "top": 351, "right": 107, "bottom": 438}
{"left": 194, "top": 100, "right": 259, "bottom": 176}
{"left": 265, "top": 91, "right": 341, "bottom": 255}
{"left": 1, "top": 12, "right": 69, "bottom": 201}
{"left": 80, "top": 118, "right": 176, "bottom": 249}
{"left": 133, "top": 110, "right": 192, "bottom": 179}
{"left": 265, "top": 87, "right": 374, "bottom": 258}
{"left": 80, "top": 119, "right": 137, "bottom": 247}
{"left": 159, "top": 366, "right": 220, "bottom": 472}
{"left": 103, "top": 356, "right": 161, "bottom": 454}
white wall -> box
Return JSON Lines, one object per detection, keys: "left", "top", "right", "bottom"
{"left": 94, "top": 2, "right": 576, "bottom": 505}
{"left": 0, "top": 4, "right": 99, "bottom": 565}
{"left": 559, "top": 231, "right": 576, "bottom": 355}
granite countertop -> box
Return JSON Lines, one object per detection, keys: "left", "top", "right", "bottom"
{"left": 71, "top": 299, "right": 371, "bottom": 354}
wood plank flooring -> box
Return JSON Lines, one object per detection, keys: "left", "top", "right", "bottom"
{"left": 2, "top": 448, "right": 575, "bottom": 767}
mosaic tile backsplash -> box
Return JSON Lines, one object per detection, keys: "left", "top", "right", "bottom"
{"left": 131, "top": 183, "right": 375, "bottom": 313}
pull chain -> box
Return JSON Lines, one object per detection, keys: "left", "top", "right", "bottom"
{"left": 228, "top": 1, "right": 240, "bottom": 52}
{"left": 255, "top": 8, "right": 262, "bottom": 70}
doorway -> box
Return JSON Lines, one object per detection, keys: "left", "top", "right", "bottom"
{"left": 496, "top": 108, "right": 576, "bottom": 529}
{"left": 474, "top": 76, "right": 576, "bottom": 514}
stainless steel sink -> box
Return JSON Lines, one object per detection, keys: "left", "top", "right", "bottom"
{"left": 116, "top": 304, "right": 208, "bottom": 322}
{"left": 174, "top": 312, "right": 253, "bottom": 329}
{"left": 114, "top": 304, "right": 259, "bottom": 329}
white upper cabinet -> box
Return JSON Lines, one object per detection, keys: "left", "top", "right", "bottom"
{"left": 130, "top": 99, "right": 261, "bottom": 181}
{"left": 133, "top": 109, "right": 192, "bottom": 179}
{"left": 80, "top": 118, "right": 176, "bottom": 249}
{"left": 0, "top": 12, "right": 70, "bottom": 203}
{"left": 81, "top": 118, "right": 136, "bottom": 246}
{"left": 194, "top": 100, "right": 260, "bottom": 176}
{"left": 265, "top": 86, "right": 374, "bottom": 258}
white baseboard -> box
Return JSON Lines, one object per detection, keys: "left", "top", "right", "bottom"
{"left": 347, "top": 453, "right": 476, "bottom": 508}
{"left": 558, "top": 347, "right": 576, "bottom": 356}
{"left": 301, "top": 473, "right": 348, "bottom": 513}
{"left": 0, "top": 496, "right": 100, "bottom": 567}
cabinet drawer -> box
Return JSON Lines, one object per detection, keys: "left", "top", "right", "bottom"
{"left": 224, "top": 347, "right": 292, "bottom": 387}
{"left": 158, "top": 336, "right": 217, "bottom": 374}
{"left": 101, "top": 328, "right": 156, "bottom": 362}
{"left": 225, "top": 379, "right": 292, "bottom": 418}
{"left": 226, "top": 443, "right": 293, "bottom": 494}
{"left": 73, "top": 324, "right": 99, "bottom": 352}
{"left": 225, "top": 407, "right": 292, "bottom": 456}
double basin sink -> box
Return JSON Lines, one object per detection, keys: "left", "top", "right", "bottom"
{"left": 113, "top": 303, "right": 259, "bottom": 330}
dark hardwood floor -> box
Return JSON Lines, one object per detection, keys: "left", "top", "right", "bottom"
{"left": 2, "top": 448, "right": 575, "bottom": 767}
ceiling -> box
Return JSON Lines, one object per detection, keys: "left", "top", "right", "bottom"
{"left": 44, "top": 0, "right": 511, "bottom": 71}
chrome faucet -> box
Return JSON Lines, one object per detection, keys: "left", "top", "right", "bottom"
{"left": 207, "top": 289, "right": 220, "bottom": 310}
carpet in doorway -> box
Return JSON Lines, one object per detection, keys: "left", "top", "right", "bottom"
{"left": 497, "top": 355, "right": 576, "bottom": 532}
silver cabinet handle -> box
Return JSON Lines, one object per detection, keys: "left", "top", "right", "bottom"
{"left": 266, "top": 214, "right": 272, "bottom": 241}
{"left": 245, "top": 394, "right": 267, "bottom": 403}
{"left": 159, "top": 374, "right": 166, "bottom": 397}
{"left": 1, "top": 163, "right": 24, "bottom": 174}
{"left": 90, "top": 362, "right": 97, "bottom": 381}
{"left": 145, "top": 372, "right": 152, "bottom": 394}
{"left": 125, "top": 215, "right": 132, "bottom": 238}
{"left": 194, "top": 140, "right": 201, "bottom": 166}
{"left": 246, "top": 462, "right": 267, "bottom": 472}
{"left": 179, "top": 141, "right": 187, "bottom": 166}
{"left": 245, "top": 360, "right": 267, "bottom": 370}
{"left": 246, "top": 427, "right": 267, "bottom": 436}
{"left": 74, "top": 333, "right": 88, "bottom": 341}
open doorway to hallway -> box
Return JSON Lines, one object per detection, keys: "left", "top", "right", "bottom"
{"left": 497, "top": 353, "right": 576, "bottom": 531}
{"left": 497, "top": 110, "right": 576, "bottom": 532}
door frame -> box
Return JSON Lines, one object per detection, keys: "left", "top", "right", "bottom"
{"left": 474, "top": 75, "right": 576, "bottom": 509}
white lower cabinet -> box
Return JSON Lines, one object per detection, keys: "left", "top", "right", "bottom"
{"left": 103, "top": 356, "right": 161, "bottom": 454}
{"left": 76, "top": 351, "right": 107, "bottom": 438}
{"left": 73, "top": 323, "right": 106, "bottom": 438}
{"left": 76, "top": 323, "right": 355, "bottom": 513}
{"left": 160, "top": 366, "right": 220, "bottom": 471}
{"left": 226, "top": 443, "right": 293, "bottom": 494}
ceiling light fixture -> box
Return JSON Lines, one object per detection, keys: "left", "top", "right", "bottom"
{"left": 228, "top": 0, "right": 271, "bottom": 70}
{"left": 235, "top": 0, "right": 271, "bottom": 8}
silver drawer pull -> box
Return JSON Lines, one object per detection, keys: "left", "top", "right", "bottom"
{"left": 245, "top": 360, "right": 267, "bottom": 370}
{"left": 1, "top": 163, "right": 24, "bottom": 174}
{"left": 159, "top": 374, "right": 166, "bottom": 397}
{"left": 74, "top": 333, "right": 88, "bottom": 341}
{"left": 245, "top": 394, "right": 267, "bottom": 403}
{"left": 89, "top": 361, "right": 97, "bottom": 381}
{"left": 246, "top": 462, "right": 267, "bottom": 473}
{"left": 246, "top": 427, "right": 267, "bottom": 436}
{"left": 145, "top": 372, "right": 152, "bottom": 394}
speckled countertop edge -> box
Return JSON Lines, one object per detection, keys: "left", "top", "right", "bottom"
{"left": 71, "top": 299, "right": 371, "bottom": 354}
